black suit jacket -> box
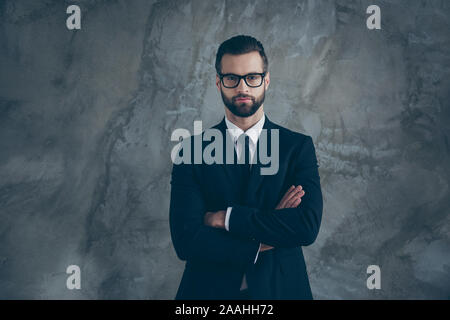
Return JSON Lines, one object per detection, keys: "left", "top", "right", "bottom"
{"left": 169, "top": 115, "right": 323, "bottom": 299}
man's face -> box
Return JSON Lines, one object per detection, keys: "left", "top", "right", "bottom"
{"left": 216, "top": 51, "right": 270, "bottom": 118}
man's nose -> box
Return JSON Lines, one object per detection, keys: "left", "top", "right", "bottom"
{"left": 236, "top": 78, "right": 250, "bottom": 92}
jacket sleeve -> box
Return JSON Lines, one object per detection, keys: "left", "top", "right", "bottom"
{"left": 169, "top": 159, "right": 260, "bottom": 269}
{"left": 227, "top": 136, "right": 323, "bottom": 247}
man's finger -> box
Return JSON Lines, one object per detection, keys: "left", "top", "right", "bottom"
{"left": 276, "top": 186, "right": 294, "bottom": 209}
{"left": 291, "top": 195, "right": 302, "bottom": 208}
{"left": 284, "top": 188, "right": 304, "bottom": 206}
{"left": 285, "top": 190, "right": 305, "bottom": 207}
{"left": 279, "top": 185, "right": 295, "bottom": 203}
{"left": 279, "top": 185, "right": 302, "bottom": 207}
{"left": 284, "top": 185, "right": 302, "bottom": 202}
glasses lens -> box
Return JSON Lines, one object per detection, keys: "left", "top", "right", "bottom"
{"left": 245, "top": 74, "right": 263, "bottom": 87}
{"left": 222, "top": 75, "right": 239, "bottom": 88}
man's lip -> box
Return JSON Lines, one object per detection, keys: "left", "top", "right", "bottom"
{"left": 235, "top": 97, "right": 252, "bottom": 101}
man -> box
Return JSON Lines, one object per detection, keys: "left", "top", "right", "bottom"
{"left": 169, "top": 35, "right": 323, "bottom": 299}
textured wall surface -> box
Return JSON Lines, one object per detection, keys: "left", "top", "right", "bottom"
{"left": 0, "top": 0, "right": 449, "bottom": 299}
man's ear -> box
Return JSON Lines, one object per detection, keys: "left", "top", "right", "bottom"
{"left": 265, "top": 71, "right": 270, "bottom": 90}
{"left": 215, "top": 74, "right": 221, "bottom": 92}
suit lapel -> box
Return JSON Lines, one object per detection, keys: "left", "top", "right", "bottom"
{"left": 214, "top": 118, "right": 242, "bottom": 191}
{"left": 213, "top": 115, "right": 276, "bottom": 202}
{"left": 244, "top": 116, "right": 275, "bottom": 200}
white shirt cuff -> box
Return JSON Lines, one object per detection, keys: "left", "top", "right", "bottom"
{"left": 225, "top": 207, "right": 232, "bottom": 231}
{"left": 254, "top": 243, "right": 261, "bottom": 264}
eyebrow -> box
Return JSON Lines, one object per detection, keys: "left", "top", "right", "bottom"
{"left": 221, "top": 71, "right": 263, "bottom": 75}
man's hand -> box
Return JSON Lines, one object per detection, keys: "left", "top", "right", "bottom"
{"left": 261, "top": 185, "right": 306, "bottom": 251}
{"left": 275, "top": 185, "right": 305, "bottom": 210}
{"left": 204, "top": 210, "right": 226, "bottom": 229}
{"left": 203, "top": 186, "right": 305, "bottom": 251}
{"left": 260, "top": 243, "right": 274, "bottom": 252}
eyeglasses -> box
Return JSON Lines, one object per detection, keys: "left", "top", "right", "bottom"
{"left": 218, "top": 72, "right": 266, "bottom": 89}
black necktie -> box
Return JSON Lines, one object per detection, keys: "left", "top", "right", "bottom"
{"left": 239, "top": 133, "right": 251, "bottom": 181}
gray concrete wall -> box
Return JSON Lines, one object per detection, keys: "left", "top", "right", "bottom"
{"left": 0, "top": 0, "right": 449, "bottom": 299}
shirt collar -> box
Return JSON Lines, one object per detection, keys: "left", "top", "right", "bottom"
{"left": 224, "top": 113, "right": 265, "bottom": 146}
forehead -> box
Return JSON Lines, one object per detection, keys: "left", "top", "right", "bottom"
{"left": 220, "top": 51, "right": 264, "bottom": 74}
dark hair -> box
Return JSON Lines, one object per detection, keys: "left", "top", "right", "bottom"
{"left": 215, "top": 35, "right": 268, "bottom": 75}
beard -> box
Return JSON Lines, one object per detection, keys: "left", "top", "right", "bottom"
{"left": 220, "top": 87, "right": 265, "bottom": 118}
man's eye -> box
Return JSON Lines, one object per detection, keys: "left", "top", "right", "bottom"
{"left": 247, "top": 76, "right": 257, "bottom": 80}
{"left": 225, "top": 76, "right": 237, "bottom": 81}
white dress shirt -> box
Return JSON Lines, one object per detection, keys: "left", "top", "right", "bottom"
{"left": 223, "top": 112, "right": 265, "bottom": 290}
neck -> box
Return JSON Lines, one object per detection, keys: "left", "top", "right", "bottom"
{"left": 225, "top": 106, "right": 264, "bottom": 131}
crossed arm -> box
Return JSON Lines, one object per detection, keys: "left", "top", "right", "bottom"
{"left": 169, "top": 136, "right": 322, "bottom": 268}
{"left": 204, "top": 185, "right": 306, "bottom": 252}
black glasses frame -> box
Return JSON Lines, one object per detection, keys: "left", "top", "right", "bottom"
{"left": 218, "top": 72, "right": 266, "bottom": 88}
